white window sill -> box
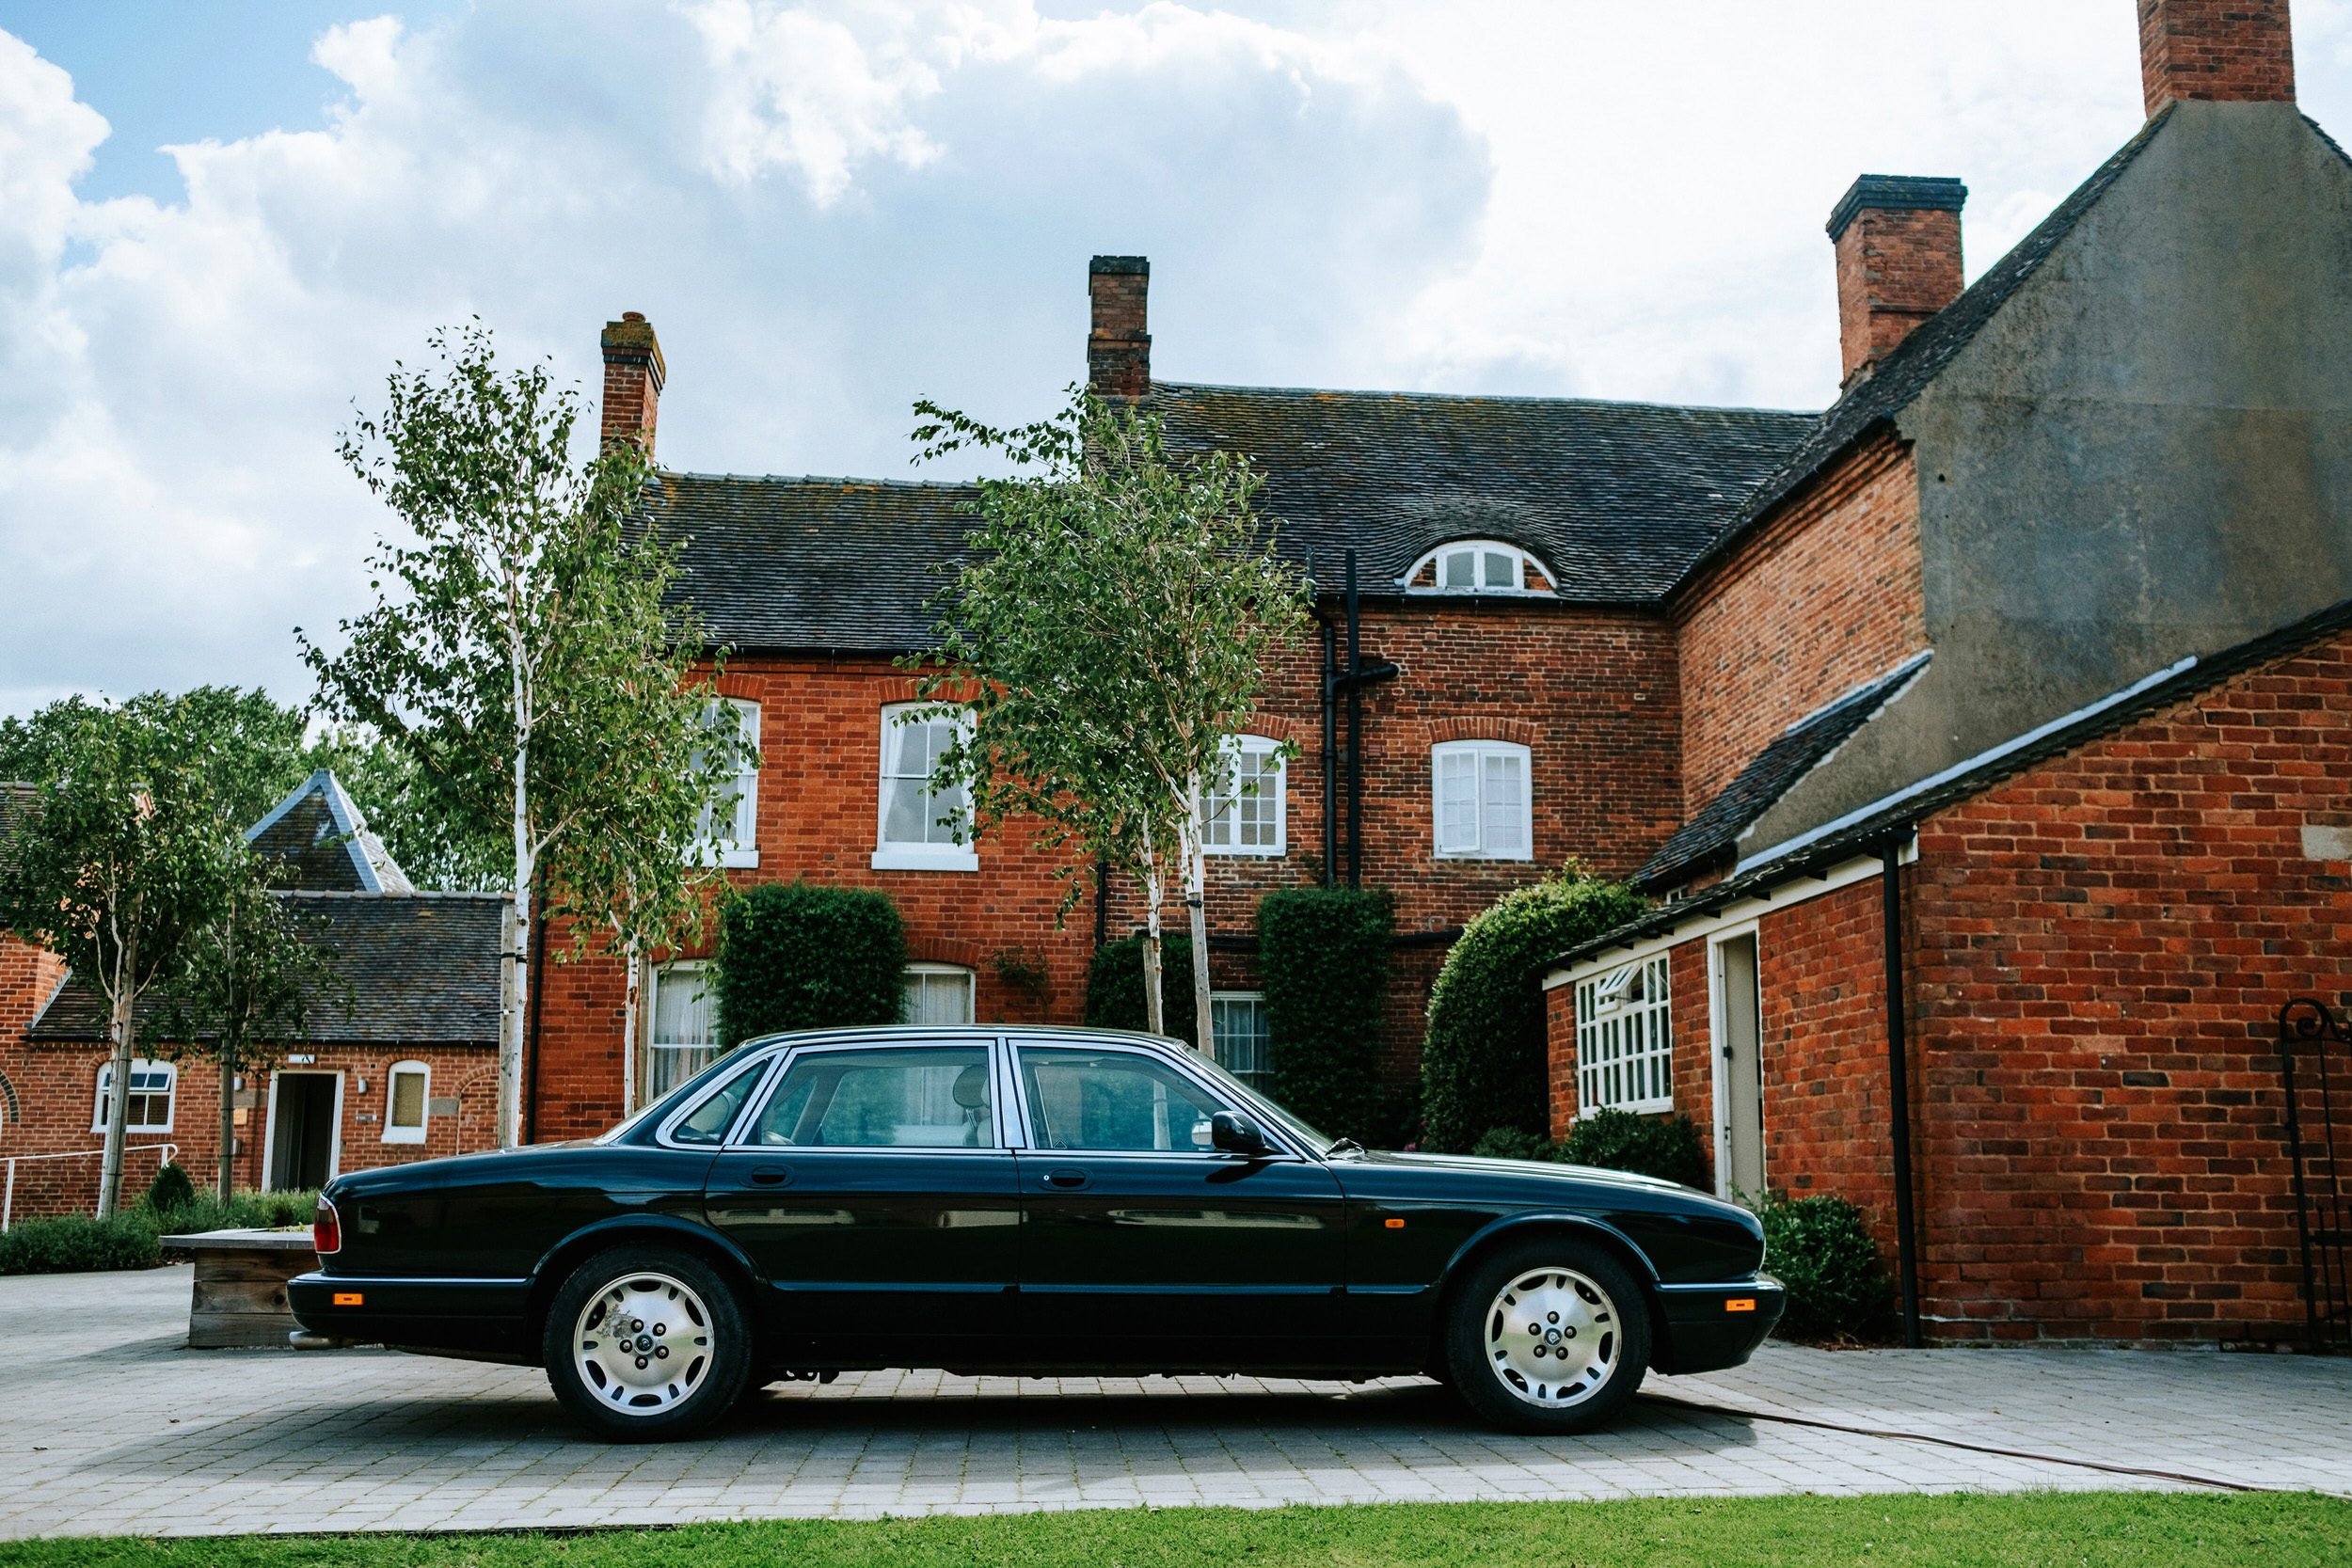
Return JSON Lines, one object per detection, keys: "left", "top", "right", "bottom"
{"left": 1433, "top": 847, "right": 1534, "bottom": 862}
{"left": 871, "top": 847, "right": 978, "bottom": 873}
{"left": 1204, "top": 844, "right": 1288, "bottom": 859}
{"left": 1576, "top": 1098, "right": 1674, "bottom": 1119}
{"left": 380, "top": 1130, "right": 426, "bottom": 1146}
{"left": 689, "top": 846, "right": 760, "bottom": 869}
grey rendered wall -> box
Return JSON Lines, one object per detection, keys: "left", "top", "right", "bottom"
{"left": 1744, "top": 101, "right": 2352, "bottom": 859}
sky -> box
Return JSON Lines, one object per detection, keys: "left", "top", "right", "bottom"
{"left": 4, "top": 0, "right": 2350, "bottom": 717}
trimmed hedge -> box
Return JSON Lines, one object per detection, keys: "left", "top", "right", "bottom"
{"left": 0, "top": 1213, "right": 162, "bottom": 1275}
{"left": 1082, "top": 932, "right": 1198, "bottom": 1045}
{"left": 1757, "top": 1193, "right": 1899, "bottom": 1342}
{"left": 1470, "top": 1110, "right": 1710, "bottom": 1190}
{"left": 147, "top": 1161, "right": 197, "bottom": 1215}
{"left": 1420, "top": 868, "right": 1647, "bottom": 1153}
{"left": 1259, "top": 886, "right": 1391, "bottom": 1141}
{"left": 713, "top": 881, "right": 908, "bottom": 1046}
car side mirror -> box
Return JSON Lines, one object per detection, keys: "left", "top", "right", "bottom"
{"left": 1209, "top": 1110, "right": 1271, "bottom": 1157}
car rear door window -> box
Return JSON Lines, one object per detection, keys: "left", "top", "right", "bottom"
{"left": 748, "top": 1046, "right": 995, "bottom": 1148}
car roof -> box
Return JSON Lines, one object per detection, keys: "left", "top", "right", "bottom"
{"left": 735, "top": 1023, "right": 1191, "bottom": 1053}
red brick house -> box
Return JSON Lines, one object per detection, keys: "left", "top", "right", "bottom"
{"left": 2, "top": 771, "right": 503, "bottom": 1218}
{"left": 1544, "top": 0, "right": 2352, "bottom": 1345}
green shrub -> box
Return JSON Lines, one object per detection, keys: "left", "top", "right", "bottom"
{"left": 153, "top": 1188, "right": 321, "bottom": 1234}
{"left": 1469, "top": 1125, "right": 1553, "bottom": 1163}
{"left": 1419, "top": 867, "right": 1647, "bottom": 1153}
{"left": 1558, "top": 1107, "right": 1710, "bottom": 1189}
{"left": 712, "top": 881, "right": 908, "bottom": 1045}
{"left": 0, "top": 1212, "right": 162, "bottom": 1275}
{"left": 146, "top": 1161, "right": 198, "bottom": 1217}
{"left": 1082, "top": 932, "right": 1198, "bottom": 1045}
{"left": 1259, "top": 886, "right": 1392, "bottom": 1142}
{"left": 1757, "top": 1193, "right": 1899, "bottom": 1342}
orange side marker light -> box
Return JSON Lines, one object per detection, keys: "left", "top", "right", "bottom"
{"left": 333, "top": 1292, "right": 365, "bottom": 1307}
{"left": 1725, "top": 1297, "right": 1756, "bottom": 1313}
{"left": 1383, "top": 1217, "right": 1406, "bottom": 1229}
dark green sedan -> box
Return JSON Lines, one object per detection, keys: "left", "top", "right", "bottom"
{"left": 292, "top": 1026, "right": 1782, "bottom": 1441}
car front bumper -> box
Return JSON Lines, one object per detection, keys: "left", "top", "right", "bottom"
{"left": 1650, "top": 1275, "right": 1785, "bottom": 1374}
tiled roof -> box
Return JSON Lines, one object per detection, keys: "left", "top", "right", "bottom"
{"left": 654, "top": 392, "right": 1814, "bottom": 651}
{"left": 1149, "top": 384, "right": 1815, "bottom": 600}
{"left": 1634, "top": 654, "right": 1930, "bottom": 892}
{"left": 27, "top": 891, "right": 505, "bottom": 1046}
{"left": 655, "top": 473, "right": 978, "bottom": 654}
{"left": 245, "top": 769, "right": 413, "bottom": 894}
{"left": 1674, "top": 108, "right": 2173, "bottom": 594}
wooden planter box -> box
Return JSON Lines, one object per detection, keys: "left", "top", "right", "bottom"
{"left": 160, "top": 1227, "right": 317, "bottom": 1350}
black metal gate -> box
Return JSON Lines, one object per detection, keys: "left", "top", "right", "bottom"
{"left": 2280, "top": 998, "right": 2352, "bottom": 1352}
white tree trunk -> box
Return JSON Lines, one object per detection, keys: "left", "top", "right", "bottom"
{"left": 619, "top": 940, "right": 642, "bottom": 1116}
{"left": 1139, "top": 832, "right": 1165, "bottom": 1037}
{"left": 1183, "top": 770, "right": 1213, "bottom": 1058}
{"left": 501, "top": 642, "right": 532, "bottom": 1150}
{"left": 97, "top": 982, "right": 135, "bottom": 1220}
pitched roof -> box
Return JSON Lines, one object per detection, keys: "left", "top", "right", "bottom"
{"left": 1671, "top": 108, "right": 2174, "bottom": 596}
{"left": 26, "top": 890, "right": 506, "bottom": 1045}
{"left": 1149, "top": 384, "right": 1814, "bottom": 600}
{"left": 655, "top": 473, "right": 978, "bottom": 654}
{"left": 245, "top": 769, "right": 413, "bottom": 894}
{"left": 1551, "top": 592, "right": 2352, "bottom": 974}
{"left": 1635, "top": 653, "right": 1930, "bottom": 892}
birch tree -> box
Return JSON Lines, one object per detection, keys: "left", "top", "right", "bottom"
{"left": 908, "top": 389, "right": 1308, "bottom": 1053}
{"left": 301, "top": 324, "right": 745, "bottom": 1147}
{"left": 0, "top": 694, "right": 235, "bottom": 1217}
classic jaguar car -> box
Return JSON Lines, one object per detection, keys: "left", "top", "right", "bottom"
{"left": 291, "top": 1026, "right": 1782, "bottom": 1440}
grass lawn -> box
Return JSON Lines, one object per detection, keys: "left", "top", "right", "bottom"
{"left": 0, "top": 1494, "right": 2346, "bottom": 1568}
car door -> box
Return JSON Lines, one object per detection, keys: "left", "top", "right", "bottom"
{"left": 703, "top": 1037, "right": 1021, "bottom": 1366}
{"left": 1009, "top": 1038, "right": 1345, "bottom": 1367}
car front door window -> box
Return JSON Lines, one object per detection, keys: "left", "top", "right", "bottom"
{"left": 1021, "top": 1050, "right": 1221, "bottom": 1153}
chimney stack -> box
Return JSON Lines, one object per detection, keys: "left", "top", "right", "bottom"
{"left": 600, "top": 310, "right": 665, "bottom": 455}
{"left": 1087, "top": 256, "right": 1151, "bottom": 400}
{"left": 2138, "top": 0, "right": 2296, "bottom": 119}
{"left": 1826, "top": 176, "right": 1967, "bottom": 388}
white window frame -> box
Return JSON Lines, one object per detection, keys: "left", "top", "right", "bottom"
{"left": 874, "top": 704, "right": 977, "bottom": 872}
{"left": 1574, "top": 954, "right": 1674, "bottom": 1116}
{"left": 1430, "top": 739, "right": 1534, "bottom": 861}
{"left": 93, "top": 1059, "right": 176, "bottom": 1134}
{"left": 691, "top": 698, "right": 760, "bottom": 869}
{"left": 1403, "top": 539, "right": 1552, "bottom": 595}
{"left": 900, "top": 962, "right": 977, "bottom": 1025}
{"left": 1208, "top": 990, "right": 1273, "bottom": 1092}
{"left": 645, "top": 959, "right": 721, "bottom": 1104}
{"left": 381, "top": 1059, "right": 430, "bottom": 1145}
{"left": 1201, "top": 735, "right": 1287, "bottom": 857}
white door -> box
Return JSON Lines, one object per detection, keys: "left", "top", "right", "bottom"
{"left": 1711, "top": 933, "right": 1765, "bottom": 1201}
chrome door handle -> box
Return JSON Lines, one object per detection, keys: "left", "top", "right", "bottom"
{"left": 1041, "top": 1168, "right": 1089, "bottom": 1190}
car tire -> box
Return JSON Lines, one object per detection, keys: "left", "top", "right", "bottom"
{"left": 1442, "top": 1238, "right": 1650, "bottom": 1434}
{"left": 542, "top": 1246, "right": 753, "bottom": 1442}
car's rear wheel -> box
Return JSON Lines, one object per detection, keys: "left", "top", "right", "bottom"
{"left": 542, "top": 1246, "right": 751, "bottom": 1442}
{"left": 1443, "top": 1239, "right": 1649, "bottom": 1433}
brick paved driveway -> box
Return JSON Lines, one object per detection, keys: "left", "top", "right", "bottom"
{"left": 5, "top": 1265, "right": 2347, "bottom": 1537}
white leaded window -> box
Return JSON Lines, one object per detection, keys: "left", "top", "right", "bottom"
{"left": 383, "top": 1060, "right": 429, "bottom": 1145}
{"left": 1202, "top": 736, "right": 1286, "bottom": 856}
{"left": 901, "top": 963, "right": 977, "bottom": 1025}
{"left": 875, "top": 705, "right": 977, "bottom": 871}
{"left": 1574, "top": 956, "right": 1673, "bottom": 1115}
{"left": 1404, "top": 540, "right": 1553, "bottom": 594}
{"left": 1209, "top": 991, "right": 1272, "bottom": 1092}
{"left": 1431, "top": 739, "right": 1532, "bottom": 860}
{"left": 647, "top": 961, "right": 719, "bottom": 1103}
{"left": 691, "top": 698, "right": 760, "bottom": 869}
{"left": 93, "top": 1060, "right": 175, "bottom": 1133}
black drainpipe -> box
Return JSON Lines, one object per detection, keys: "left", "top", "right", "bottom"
{"left": 1321, "top": 618, "right": 1338, "bottom": 888}
{"left": 1332, "top": 549, "right": 1400, "bottom": 890}
{"left": 1093, "top": 857, "right": 1109, "bottom": 953}
{"left": 1882, "top": 833, "right": 1922, "bottom": 1348}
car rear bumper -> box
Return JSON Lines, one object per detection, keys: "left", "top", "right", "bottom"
{"left": 1650, "top": 1276, "right": 1784, "bottom": 1374}
{"left": 289, "top": 1271, "right": 532, "bottom": 1357}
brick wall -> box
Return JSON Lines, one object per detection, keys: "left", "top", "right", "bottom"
{"left": 1675, "top": 433, "right": 1927, "bottom": 815}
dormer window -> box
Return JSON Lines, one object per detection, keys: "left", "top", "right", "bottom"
{"left": 1404, "top": 540, "right": 1553, "bottom": 594}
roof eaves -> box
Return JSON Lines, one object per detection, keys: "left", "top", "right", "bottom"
{"left": 1551, "top": 592, "right": 2352, "bottom": 973}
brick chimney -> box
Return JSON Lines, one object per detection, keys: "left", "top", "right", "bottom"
{"left": 2139, "top": 0, "right": 2296, "bottom": 118}
{"left": 599, "top": 311, "right": 664, "bottom": 455}
{"left": 1826, "top": 176, "right": 1967, "bottom": 388}
{"left": 1087, "top": 256, "right": 1150, "bottom": 400}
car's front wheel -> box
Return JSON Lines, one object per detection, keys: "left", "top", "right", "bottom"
{"left": 1443, "top": 1239, "right": 1649, "bottom": 1433}
{"left": 542, "top": 1246, "right": 752, "bottom": 1442}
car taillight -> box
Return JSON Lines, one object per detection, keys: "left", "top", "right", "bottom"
{"left": 313, "top": 1196, "right": 342, "bottom": 1255}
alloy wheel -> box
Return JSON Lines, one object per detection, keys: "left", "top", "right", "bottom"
{"left": 573, "top": 1270, "right": 713, "bottom": 1416}
{"left": 1482, "top": 1265, "right": 1620, "bottom": 1407}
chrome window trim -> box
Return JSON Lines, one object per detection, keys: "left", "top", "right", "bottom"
{"left": 653, "top": 1050, "right": 785, "bottom": 1150}
{"left": 1005, "top": 1035, "right": 1311, "bottom": 1163}
{"left": 719, "top": 1035, "right": 1012, "bottom": 1153}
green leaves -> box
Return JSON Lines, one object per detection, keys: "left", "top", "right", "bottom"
{"left": 1258, "top": 886, "right": 1393, "bottom": 1141}
{"left": 712, "top": 882, "right": 909, "bottom": 1046}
